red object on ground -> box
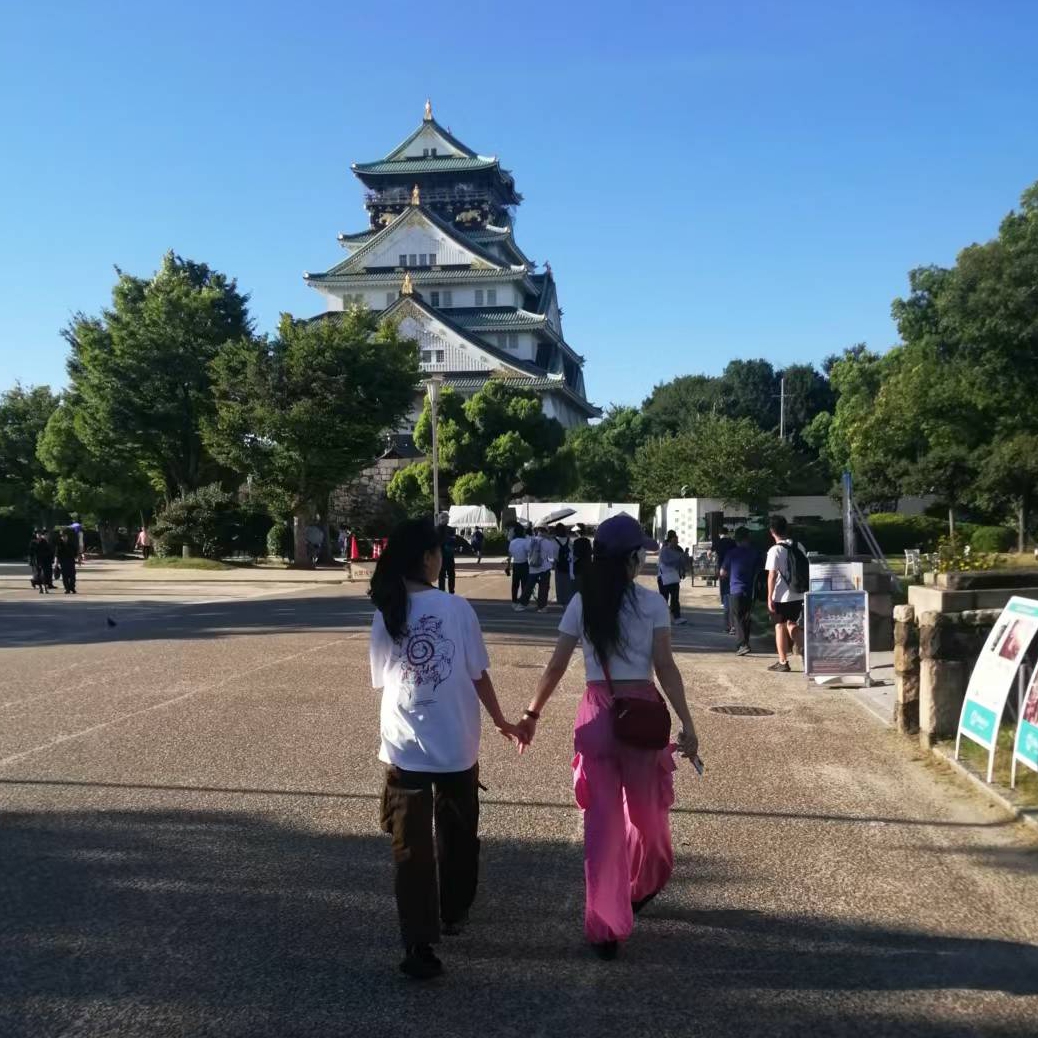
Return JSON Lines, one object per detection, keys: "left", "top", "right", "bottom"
{"left": 372, "top": 539, "right": 383, "bottom": 559}
{"left": 350, "top": 536, "right": 360, "bottom": 561}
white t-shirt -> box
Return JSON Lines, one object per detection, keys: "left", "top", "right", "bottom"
{"left": 531, "top": 535, "right": 555, "bottom": 575}
{"left": 370, "top": 589, "right": 490, "bottom": 772}
{"left": 508, "top": 536, "right": 530, "bottom": 564}
{"left": 559, "top": 585, "right": 671, "bottom": 682}
{"left": 765, "top": 540, "right": 807, "bottom": 603}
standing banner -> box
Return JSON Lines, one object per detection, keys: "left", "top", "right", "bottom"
{"left": 809, "top": 562, "right": 864, "bottom": 592}
{"left": 1012, "top": 665, "right": 1038, "bottom": 787}
{"left": 956, "top": 595, "right": 1038, "bottom": 782}
{"left": 804, "top": 590, "right": 870, "bottom": 679}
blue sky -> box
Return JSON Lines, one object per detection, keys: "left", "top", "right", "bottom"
{"left": 2, "top": 0, "right": 1037, "bottom": 411}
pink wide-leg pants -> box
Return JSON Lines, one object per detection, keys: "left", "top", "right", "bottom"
{"left": 572, "top": 681, "right": 676, "bottom": 944}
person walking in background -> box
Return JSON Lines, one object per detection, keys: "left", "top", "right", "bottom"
{"left": 516, "top": 515, "right": 700, "bottom": 960}
{"left": 721, "top": 527, "right": 761, "bottom": 656}
{"left": 714, "top": 526, "right": 737, "bottom": 634}
{"left": 56, "top": 528, "right": 78, "bottom": 594}
{"left": 507, "top": 525, "right": 531, "bottom": 608}
{"left": 657, "top": 530, "right": 688, "bottom": 626}
{"left": 553, "top": 524, "right": 575, "bottom": 607}
{"left": 369, "top": 518, "right": 521, "bottom": 980}
{"left": 30, "top": 530, "right": 54, "bottom": 594}
{"left": 571, "top": 525, "right": 592, "bottom": 590}
{"left": 764, "top": 515, "right": 809, "bottom": 673}
{"left": 470, "top": 527, "right": 484, "bottom": 565}
{"left": 436, "top": 514, "right": 458, "bottom": 595}
{"left": 519, "top": 524, "right": 553, "bottom": 612}
{"left": 135, "top": 526, "right": 153, "bottom": 559}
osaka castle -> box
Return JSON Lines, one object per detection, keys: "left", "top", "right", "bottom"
{"left": 304, "top": 101, "right": 600, "bottom": 430}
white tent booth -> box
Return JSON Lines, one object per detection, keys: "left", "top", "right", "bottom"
{"left": 447, "top": 505, "right": 498, "bottom": 531}
{"left": 509, "top": 502, "right": 640, "bottom": 529}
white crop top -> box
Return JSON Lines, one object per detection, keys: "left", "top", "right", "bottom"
{"left": 559, "top": 585, "right": 671, "bottom": 682}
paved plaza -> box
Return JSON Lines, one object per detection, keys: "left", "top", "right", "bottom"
{"left": 3, "top": 566, "right": 1038, "bottom": 1037}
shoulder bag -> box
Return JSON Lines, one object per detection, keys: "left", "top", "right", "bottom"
{"left": 603, "top": 660, "right": 671, "bottom": 750}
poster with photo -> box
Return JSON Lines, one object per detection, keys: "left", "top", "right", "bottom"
{"left": 1013, "top": 666, "right": 1038, "bottom": 779}
{"left": 957, "top": 597, "right": 1038, "bottom": 777}
{"left": 809, "top": 562, "right": 864, "bottom": 593}
{"left": 804, "top": 591, "right": 869, "bottom": 677}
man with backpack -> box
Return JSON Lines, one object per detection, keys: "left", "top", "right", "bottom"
{"left": 764, "top": 515, "right": 809, "bottom": 673}
{"left": 519, "top": 524, "right": 552, "bottom": 612}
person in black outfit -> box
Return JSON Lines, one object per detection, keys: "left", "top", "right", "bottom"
{"left": 714, "top": 526, "right": 737, "bottom": 633}
{"left": 571, "top": 526, "right": 592, "bottom": 590}
{"left": 29, "top": 531, "right": 55, "bottom": 594}
{"left": 56, "top": 529, "right": 78, "bottom": 594}
{"left": 437, "top": 518, "right": 457, "bottom": 595}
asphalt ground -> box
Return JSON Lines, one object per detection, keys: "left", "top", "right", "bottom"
{"left": 2, "top": 570, "right": 1038, "bottom": 1037}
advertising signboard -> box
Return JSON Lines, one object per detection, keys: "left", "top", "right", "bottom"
{"left": 1012, "top": 666, "right": 1038, "bottom": 787}
{"left": 804, "top": 591, "right": 870, "bottom": 678}
{"left": 956, "top": 596, "right": 1038, "bottom": 782}
{"left": 809, "top": 562, "right": 864, "bottom": 592}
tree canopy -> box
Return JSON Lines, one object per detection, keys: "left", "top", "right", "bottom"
{"left": 0, "top": 384, "right": 58, "bottom": 519}
{"left": 206, "top": 310, "right": 419, "bottom": 562}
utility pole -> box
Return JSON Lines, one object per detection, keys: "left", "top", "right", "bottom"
{"left": 779, "top": 375, "right": 786, "bottom": 442}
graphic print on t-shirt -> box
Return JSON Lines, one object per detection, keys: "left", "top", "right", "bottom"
{"left": 398, "top": 615, "right": 455, "bottom": 706}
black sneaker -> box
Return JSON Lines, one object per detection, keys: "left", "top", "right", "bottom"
{"left": 736, "top": 645, "right": 750, "bottom": 656}
{"left": 400, "top": 944, "right": 443, "bottom": 980}
{"left": 767, "top": 660, "right": 791, "bottom": 673}
{"left": 593, "top": 940, "right": 619, "bottom": 961}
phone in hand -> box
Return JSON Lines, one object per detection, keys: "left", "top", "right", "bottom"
{"left": 690, "top": 755, "right": 704, "bottom": 776}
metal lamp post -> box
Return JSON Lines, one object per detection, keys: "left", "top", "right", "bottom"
{"left": 424, "top": 376, "right": 444, "bottom": 521}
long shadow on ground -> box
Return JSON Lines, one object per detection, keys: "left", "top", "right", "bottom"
{"left": 2, "top": 807, "right": 1036, "bottom": 1038}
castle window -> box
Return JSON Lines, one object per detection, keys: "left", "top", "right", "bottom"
{"left": 419, "top": 254, "right": 427, "bottom": 266}
{"left": 429, "top": 252, "right": 437, "bottom": 266}
{"left": 474, "top": 289, "right": 484, "bottom": 306}
{"left": 399, "top": 254, "right": 407, "bottom": 268}
{"left": 430, "top": 148, "right": 438, "bottom": 156}
{"left": 509, "top": 333, "right": 519, "bottom": 350}
{"left": 409, "top": 254, "right": 417, "bottom": 266}
{"left": 487, "top": 289, "right": 497, "bottom": 305}
{"left": 430, "top": 291, "right": 440, "bottom": 307}
{"left": 442, "top": 290, "right": 452, "bottom": 307}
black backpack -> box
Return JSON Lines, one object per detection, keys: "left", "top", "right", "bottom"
{"left": 783, "top": 540, "right": 810, "bottom": 595}
{"left": 556, "top": 538, "right": 571, "bottom": 568}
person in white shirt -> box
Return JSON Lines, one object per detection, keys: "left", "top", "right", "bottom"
{"left": 764, "top": 514, "right": 808, "bottom": 673}
{"left": 507, "top": 525, "right": 531, "bottom": 606}
{"left": 519, "top": 524, "right": 553, "bottom": 612}
{"left": 370, "top": 518, "right": 521, "bottom": 980}
{"left": 514, "top": 514, "right": 699, "bottom": 961}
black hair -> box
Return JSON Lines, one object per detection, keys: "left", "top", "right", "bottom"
{"left": 735, "top": 526, "right": 751, "bottom": 543}
{"left": 581, "top": 547, "right": 640, "bottom": 666}
{"left": 369, "top": 518, "right": 440, "bottom": 640}
{"left": 666, "top": 529, "right": 677, "bottom": 542}
{"left": 770, "top": 515, "right": 789, "bottom": 537}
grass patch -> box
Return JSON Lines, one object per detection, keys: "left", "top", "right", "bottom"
{"left": 144, "top": 556, "right": 233, "bottom": 571}
{"left": 953, "top": 725, "right": 1038, "bottom": 808}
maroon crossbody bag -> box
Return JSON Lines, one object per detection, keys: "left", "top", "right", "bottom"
{"left": 602, "top": 660, "right": 671, "bottom": 750}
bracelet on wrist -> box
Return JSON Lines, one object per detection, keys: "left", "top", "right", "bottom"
{"left": 523, "top": 709, "right": 540, "bottom": 720}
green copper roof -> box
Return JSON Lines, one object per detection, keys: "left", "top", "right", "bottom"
{"left": 305, "top": 267, "right": 530, "bottom": 286}
{"left": 448, "top": 307, "right": 546, "bottom": 329}
{"left": 353, "top": 156, "right": 500, "bottom": 176}
{"left": 443, "top": 375, "right": 601, "bottom": 416}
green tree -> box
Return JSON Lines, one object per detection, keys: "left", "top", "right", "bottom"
{"left": 62, "top": 252, "right": 254, "bottom": 499}
{"left": 779, "top": 363, "right": 834, "bottom": 445}
{"left": 641, "top": 375, "right": 720, "bottom": 437}
{"left": 565, "top": 405, "right": 646, "bottom": 501}
{"left": 206, "top": 310, "right": 419, "bottom": 564}
{"left": 36, "top": 399, "right": 156, "bottom": 553}
{"left": 976, "top": 433, "right": 1038, "bottom": 552}
{"left": 633, "top": 415, "right": 792, "bottom": 510}
{"left": 387, "top": 461, "right": 434, "bottom": 519}
{"left": 717, "top": 359, "right": 779, "bottom": 430}
{"left": 0, "top": 383, "right": 59, "bottom": 520}
{"left": 403, "top": 382, "right": 566, "bottom": 520}
{"left": 450, "top": 471, "right": 496, "bottom": 507}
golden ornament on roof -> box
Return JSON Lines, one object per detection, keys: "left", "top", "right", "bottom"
{"left": 424, "top": 99, "right": 433, "bottom": 121}
{"left": 411, "top": 184, "right": 421, "bottom": 206}
{"left": 401, "top": 272, "right": 414, "bottom": 295}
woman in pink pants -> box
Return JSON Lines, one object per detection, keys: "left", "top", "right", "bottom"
{"left": 517, "top": 515, "right": 699, "bottom": 960}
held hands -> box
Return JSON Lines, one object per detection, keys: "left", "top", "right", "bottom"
{"left": 675, "top": 726, "right": 699, "bottom": 762}
{"left": 495, "top": 720, "right": 527, "bottom": 747}
{"left": 515, "top": 714, "right": 537, "bottom": 754}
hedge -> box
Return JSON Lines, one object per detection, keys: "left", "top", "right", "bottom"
{"left": 969, "top": 525, "right": 1015, "bottom": 553}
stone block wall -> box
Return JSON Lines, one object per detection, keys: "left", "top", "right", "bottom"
{"left": 330, "top": 456, "right": 411, "bottom": 534}
{"left": 893, "top": 604, "right": 919, "bottom": 734}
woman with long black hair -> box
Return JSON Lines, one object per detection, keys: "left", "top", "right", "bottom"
{"left": 517, "top": 514, "right": 700, "bottom": 960}
{"left": 369, "top": 517, "right": 520, "bottom": 980}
